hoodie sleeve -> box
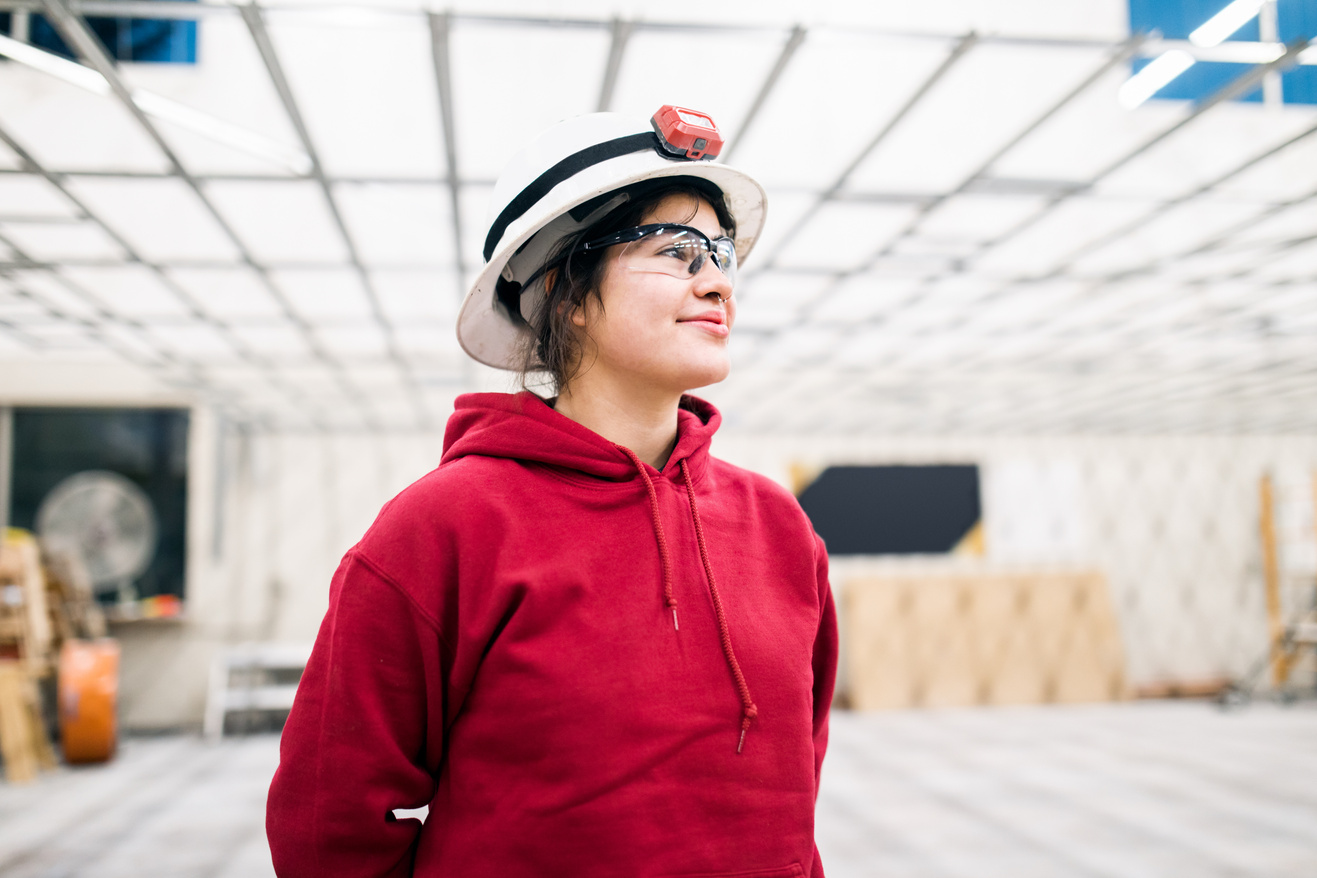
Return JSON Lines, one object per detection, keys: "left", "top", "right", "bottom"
{"left": 267, "top": 550, "right": 447, "bottom": 878}
{"left": 811, "top": 532, "right": 838, "bottom": 792}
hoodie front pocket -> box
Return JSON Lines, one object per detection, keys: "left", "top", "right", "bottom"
{"left": 664, "top": 863, "right": 805, "bottom": 878}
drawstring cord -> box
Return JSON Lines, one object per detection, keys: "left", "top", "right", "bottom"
{"left": 679, "top": 458, "right": 758, "bottom": 754}
{"left": 614, "top": 445, "right": 758, "bottom": 753}
{"left": 617, "top": 445, "right": 679, "bottom": 631}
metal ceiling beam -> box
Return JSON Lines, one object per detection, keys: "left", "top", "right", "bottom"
{"left": 854, "top": 34, "right": 1146, "bottom": 271}
{"left": 0, "top": 118, "right": 323, "bottom": 425}
{"left": 789, "top": 36, "right": 1317, "bottom": 377}
{"left": 242, "top": 0, "right": 429, "bottom": 429}
{"left": 954, "top": 37, "right": 1311, "bottom": 274}
{"left": 756, "top": 31, "right": 978, "bottom": 272}
{"left": 36, "top": 0, "right": 362, "bottom": 428}
{"left": 723, "top": 25, "right": 807, "bottom": 163}
{"left": 0, "top": 227, "right": 222, "bottom": 397}
{"left": 596, "top": 18, "right": 634, "bottom": 112}
{"left": 427, "top": 11, "right": 467, "bottom": 291}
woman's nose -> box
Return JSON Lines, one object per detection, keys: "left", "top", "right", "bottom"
{"left": 693, "top": 258, "right": 734, "bottom": 302}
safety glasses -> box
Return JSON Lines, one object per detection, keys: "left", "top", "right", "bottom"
{"left": 581, "top": 224, "right": 737, "bottom": 287}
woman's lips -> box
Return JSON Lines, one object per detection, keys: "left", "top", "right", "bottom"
{"left": 678, "top": 314, "right": 730, "bottom": 338}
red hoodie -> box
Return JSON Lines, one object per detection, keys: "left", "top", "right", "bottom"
{"left": 266, "top": 392, "right": 837, "bottom": 877}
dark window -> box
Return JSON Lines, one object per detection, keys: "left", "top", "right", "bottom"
{"left": 1128, "top": 0, "right": 1317, "bottom": 105}
{"left": 1, "top": 1, "right": 197, "bottom": 64}
{"left": 798, "top": 465, "right": 981, "bottom": 555}
{"left": 7, "top": 407, "right": 189, "bottom": 604}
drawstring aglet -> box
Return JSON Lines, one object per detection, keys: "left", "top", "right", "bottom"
{"left": 737, "top": 727, "right": 747, "bottom": 754}
{"left": 672, "top": 607, "right": 679, "bottom": 631}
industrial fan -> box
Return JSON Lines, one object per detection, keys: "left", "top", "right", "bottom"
{"left": 35, "top": 470, "right": 158, "bottom": 604}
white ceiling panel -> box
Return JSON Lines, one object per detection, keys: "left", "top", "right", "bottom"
{"left": 1157, "top": 244, "right": 1271, "bottom": 281}
{"left": 267, "top": 15, "right": 443, "bottom": 178}
{"left": 0, "top": 285, "right": 49, "bottom": 323}
{"left": 610, "top": 27, "right": 781, "bottom": 150}
{"left": 459, "top": 183, "right": 494, "bottom": 271}
{"left": 731, "top": 32, "right": 958, "bottom": 189}
{"left": 373, "top": 270, "right": 458, "bottom": 323}
{"left": 974, "top": 196, "right": 1159, "bottom": 277}
{"left": 233, "top": 322, "right": 313, "bottom": 359}
{"left": 1225, "top": 200, "right": 1317, "bottom": 250}
{"left": 335, "top": 184, "right": 452, "bottom": 266}
{"left": 204, "top": 180, "right": 348, "bottom": 263}
{"left": 0, "top": 329, "right": 34, "bottom": 355}
{"left": 1213, "top": 125, "right": 1317, "bottom": 201}
{"left": 118, "top": 16, "right": 304, "bottom": 176}
{"left": 0, "top": 174, "right": 80, "bottom": 219}
{"left": 271, "top": 268, "right": 374, "bottom": 323}
{"left": 1096, "top": 107, "right": 1317, "bottom": 200}
{"left": 147, "top": 323, "right": 241, "bottom": 361}
{"left": 97, "top": 323, "right": 167, "bottom": 361}
{"left": 0, "top": 139, "right": 21, "bottom": 170}
{"left": 62, "top": 265, "right": 193, "bottom": 320}
{"left": 317, "top": 324, "right": 389, "bottom": 359}
{"left": 168, "top": 267, "right": 288, "bottom": 322}
{"left": 747, "top": 192, "right": 815, "bottom": 268}
{"left": 450, "top": 21, "right": 605, "bottom": 180}
{"left": 732, "top": 302, "right": 801, "bottom": 333}
{"left": 0, "top": 68, "right": 170, "bottom": 172}
{"left": 19, "top": 320, "right": 96, "bottom": 349}
{"left": 736, "top": 272, "right": 833, "bottom": 310}
{"left": 396, "top": 324, "right": 462, "bottom": 358}
{"left": 0, "top": 220, "right": 127, "bottom": 261}
{"left": 66, "top": 177, "right": 240, "bottom": 262}
{"left": 917, "top": 194, "right": 1052, "bottom": 243}
{"left": 1251, "top": 242, "right": 1317, "bottom": 282}
{"left": 848, "top": 44, "right": 1108, "bottom": 193}
{"left": 1069, "top": 198, "right": 1272, "bottom": 275}
{"left": 773, "top": 202, "right": 919, "bottom": 272}
{"left": 757, "top": 325, "right": 838, "bottom": 365}
{"left": 990, "top": 65, "right": 1186, "bottom": 185}
{"left": 7, "top": 270, "right": 103, "bottom": 321}
{"left": 812, "top": 274, "right": 926, "bottom": 323}
{"left": 276, "top": 363, "right": 349, "bottom": 397}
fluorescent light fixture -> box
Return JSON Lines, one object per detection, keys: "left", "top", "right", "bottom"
{"left": 1190, "top": 0, "right": 1266, "bottom": 47}
{"left": 131, "top": 91, "right": 313, "bottom": 175}
{"left": 1118, "top": 50, "right": 1196, "bottom": 108}
{"left": 0, "top": 33, "right": 311, "bottom": 175}
{"left": 0, "top": 32, "right": 110, "bottom": 94}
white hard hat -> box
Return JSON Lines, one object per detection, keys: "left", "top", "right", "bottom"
{"left": 457, "top": 108, "right": 768, "bottom": 370}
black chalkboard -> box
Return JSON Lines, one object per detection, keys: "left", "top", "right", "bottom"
{"left": 798, "top": 465, "right": 980, "bottom": 555}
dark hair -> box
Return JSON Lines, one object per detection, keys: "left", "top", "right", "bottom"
{"left": 518, "top": 178, "right": 737, "bottom": 396}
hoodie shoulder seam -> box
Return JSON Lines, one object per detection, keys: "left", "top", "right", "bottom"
{"left": 350, "top": 549, "right": 452, "bottom": 650}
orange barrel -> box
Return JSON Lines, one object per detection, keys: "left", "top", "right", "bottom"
{"left": 58, "top": 639, "right": 119, "bottom": 764}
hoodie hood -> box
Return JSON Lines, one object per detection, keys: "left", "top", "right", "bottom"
{"left": 441, "top": 391, "right": 721, "bottom": 482}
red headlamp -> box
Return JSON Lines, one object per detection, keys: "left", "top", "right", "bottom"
{"left": 651, "top": 105, "right": 723, "bottom": 161}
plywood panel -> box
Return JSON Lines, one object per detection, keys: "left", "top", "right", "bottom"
{"left": 847, "top": 571, "right": 1127, "bottom": 710}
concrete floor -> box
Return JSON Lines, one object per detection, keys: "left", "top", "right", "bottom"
{"left": 1, "top": 702, "right": 1314, "bottom": 877}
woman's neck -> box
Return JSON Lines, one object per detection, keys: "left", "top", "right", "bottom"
{"left": 553, "top": 379, "right": 681, "bottom": 471}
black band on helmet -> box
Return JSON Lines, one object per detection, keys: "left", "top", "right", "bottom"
{"left": 482, "top": 131, "right": 665, "bottom": 263}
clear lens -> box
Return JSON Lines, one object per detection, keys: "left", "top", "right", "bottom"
{"left": 617, "top": 227, "right": 737, "bottom": 287}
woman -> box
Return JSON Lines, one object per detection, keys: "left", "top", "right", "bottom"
{"left": 267, "top": 107, "right": 837, "bottom": 878}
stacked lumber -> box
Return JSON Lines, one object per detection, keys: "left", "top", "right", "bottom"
{"left": 846, "top": 571, "right": 1130, "bottom": 711}
{"left": 0, "top": 529, "right": 118, "bottom": 783}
